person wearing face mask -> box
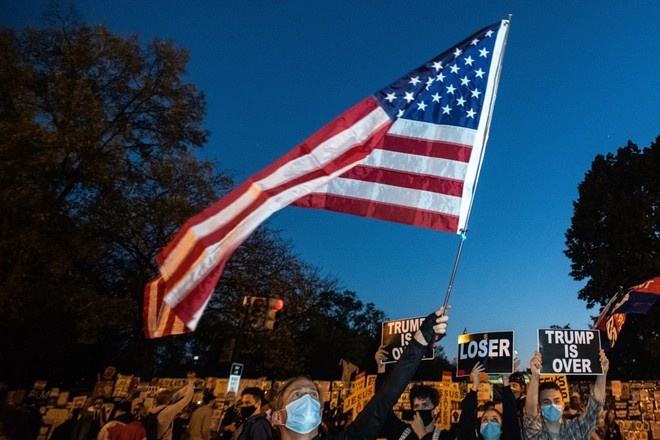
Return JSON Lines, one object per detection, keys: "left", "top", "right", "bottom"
{"left": 523, "top": 350, "right": 609, "bottom": 440}
{"left": 268, "top": 306, "right": 450, "bottom": 440}
{"left": 233, "top": 387, "right": 273, "bottom": 440}
{"left": 374, "top": 353, "right": 450, "bottom": 440}
{"left": 456, "top": 362, "right": 518, "bottom": 440}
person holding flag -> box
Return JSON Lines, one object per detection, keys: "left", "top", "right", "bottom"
{"left": 269, "top": 306, "right": 449, "bottom": 440}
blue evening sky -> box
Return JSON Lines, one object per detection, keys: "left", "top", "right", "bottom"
{"left": 4, "top": 1, "right": 659, "bottom": 370}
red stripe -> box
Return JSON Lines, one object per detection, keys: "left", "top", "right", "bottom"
{"left": 156, "top": 97, "right": 384, "bottom": 266}
{"left": 146, "top": 98, "right": 392, "bottom": 335}
{"left": 296, "top": 193, "right": 459, "bottom": 232}
{"left": 161, "top": 112, "right": 391, "bottom": 297}
{"left": 163, "top": 125, "right": 390, "bottom": 294}
{"left": 170, "top": 258, "right": 227, "bottom": 325}
{"left": 338, "top": 165, "right": 464, "bottom": 197}
{"left": 381, "top": 133, "right": 472, "bottom": 163}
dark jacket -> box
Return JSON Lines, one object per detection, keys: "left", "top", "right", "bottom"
{"left": 457, "top": 386, "right": 519, "bottom": 440}
{"left": 321, "top": 337, "right": 441, "bottom": 440}
{"left": 375, "top": 369, "right": 450, "bottom": 440}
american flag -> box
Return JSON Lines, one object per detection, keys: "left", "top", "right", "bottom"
{"left": 294, "top": 21, "right": 509, "bottom": 232}
{"left": 144, "top": 20, "right": 509, "bottom": 338}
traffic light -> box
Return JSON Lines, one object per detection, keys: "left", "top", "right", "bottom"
{"left": 247, "top": 296, "right": 267, "bottom": 329}
{"left": 264, "top": 298, "right": 284, "bottom": 330}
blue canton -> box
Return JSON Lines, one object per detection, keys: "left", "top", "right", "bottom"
{"left": 374, "top": 22, "right": 502, "bottom": 130}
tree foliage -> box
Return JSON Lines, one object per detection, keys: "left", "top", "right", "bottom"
{"left": 0, "top": 10, "right": 421, "bottom": 386}
{"left": 564, "top": 136, "right": 660, "bottom": 378}
{"left": 0, "top": 10, "right": 231, "bottom": 384}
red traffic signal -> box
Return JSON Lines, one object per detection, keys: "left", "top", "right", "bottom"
{"left": 265, "top": 298, "right": 284, "bottom": 330}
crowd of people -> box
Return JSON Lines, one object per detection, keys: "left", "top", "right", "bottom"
{"left": 1, "top": 306, "right": 622, "bottom": 440}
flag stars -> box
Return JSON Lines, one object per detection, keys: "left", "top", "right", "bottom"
{"left": 471, "top": 38, "right": 480, "bottom": 45}
{"left": 449, "top": 64, "right": 460, "bottom": 74}
{"left": 446, "top": 84, "right": 457, "bottom": 94}
{"left": 456, "top": 96, "right": 466, "bottom": 106}
{"left": 479, "top": 47, "right": 490, "bottom": 58}
{"left": 464, "top": 55, "right": 474, "bottom": 66}
{"left": 460, "top": 76, "right": 470, "bottom": 86}
{"left": 425, "top": 77, "right": 435, "bottom": 89}
{"left": 485, "top": 29, "right": 494, "bottom": 37}
{"left": 397, "top": 109, "right": 405, "bottom": 118}
{"left": 470, "top": 88, "right": 482, "bottom": 98}
{"left": 432, "top": 60, "right": 443, "bottom": 71}
{"left": 466, "top": 108, "right": 476, "bottom": 118}
{"left": 384, "top": 92, "right": 397, "bottom": 102}
{"left": 409, "top": 76, "right": 421, "bottom": 86}
{"left": 474, "top": 68, "right": 485, "bottom": 78}
{"left": 442, "top": 104, "right": 452, "bottom": 114}
{"left": 436, "top": 72, "right": 446, "bottom": 82}
{"left": 403, "top": 91, "right": 415, "bottom": 103}
{"left": 453, "top": 47, "right": 462, "bottom": 57}
{"left": 431, "top": 92, "right": 441, "bottom": 102}
{"left": 417, "top": 101, "right": 427, "bottom": 111}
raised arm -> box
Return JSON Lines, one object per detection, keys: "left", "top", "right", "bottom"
{"left": 524, "top": 352, "right": 541, "bottom": 417}
{"left": 593, "top": 349, "right": 609, "bottom": 402}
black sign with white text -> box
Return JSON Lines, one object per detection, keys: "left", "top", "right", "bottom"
{"left": 456, "top": 331, "right": 514, "bottom": 377}
{"left": 537, "top": 329, "right": 602, "bottom": 375}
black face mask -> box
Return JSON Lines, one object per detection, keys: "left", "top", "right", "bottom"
{"left": 417, "top": 409, "right": 434, "bottom": 426}
{"left": 240, "top": 405, "right": 256, "bottom": 418}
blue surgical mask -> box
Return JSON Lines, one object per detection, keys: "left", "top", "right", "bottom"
{"left": 480, "top": 421, "right": 501, "bottom": 440}
{"left": 285, "top": 394, "right": 322, "bottom": 434}
{"left": 541, "top": 403, "right": 563, "bottom": 422}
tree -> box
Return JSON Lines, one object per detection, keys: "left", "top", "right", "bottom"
{"left": 564, "top": 136, "right": 660, "bottom": 378}
{"left": 0, "top": 4, "right": 395, "bottom": 386}
{"left": 0, "top": 9, "right": 230, "bottom": 383}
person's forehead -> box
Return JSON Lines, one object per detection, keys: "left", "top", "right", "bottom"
{"left": 540, "top": 389, "right": 562, "bottom": 400}
{"left": 412, "top": 397, "right": 433, "bottom": 407}
{"left": 482, "top": 409, "right": 501, "bottom": 421}
{"left": 284, "top": 379, "right": 318, "bottom": 401}
{"left": 242, "top": 394, "right": 258, "bottom": 404}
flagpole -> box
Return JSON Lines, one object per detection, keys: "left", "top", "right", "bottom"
{"left": 441, "top": 230, "right": 467, "bottom": 312}
{"left": 439, "top": 18, "right": 511, "bottom": 315}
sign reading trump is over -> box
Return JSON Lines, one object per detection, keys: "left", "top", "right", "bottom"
{"left": 537, "top": 329, "right": 602, "bottom": 375}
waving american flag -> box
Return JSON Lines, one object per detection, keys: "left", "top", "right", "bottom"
{"left": 144, "top": 20, "right": 510, "bottom": 338}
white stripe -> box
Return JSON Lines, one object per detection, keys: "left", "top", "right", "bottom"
{"left": 162, "top": 108, "right": 392, "bottom": 319}
{"left": 322, "top": 177, "right": 462, "bottom": 214}
{"left": 457, "top": 20, "right": 509, "bottom": 232}
{"left": 158, "top": 105, "right": 391, "bottom": 279}
{"left": 388, "top": 118, "right": 476, "bottom": 145}
{"left": 360, "top": 149, "right": 467, "bottom": 181}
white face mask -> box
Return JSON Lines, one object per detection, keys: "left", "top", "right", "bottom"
{"left": 283, "top": 394, "right": 322, "bottom": 434}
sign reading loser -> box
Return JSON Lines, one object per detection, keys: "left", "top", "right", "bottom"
{"left": 456, "top": 331, "right": 514, "bottom": 377}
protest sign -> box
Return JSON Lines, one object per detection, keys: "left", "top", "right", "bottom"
{"left": 537, "top": 329, "right": 602, "bottom": 375}
{"left": 381, "top": 317, "right": 434, "bottom": 363}
{"left": 436, "top": 382, "right": 461, "bottom": 430}
{"left": 456, "top": 331, "right": 514, "bottom": 376}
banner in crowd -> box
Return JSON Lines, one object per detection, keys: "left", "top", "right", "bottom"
{"left": 456, "top": 330, "right": 514, "bottom": 376}
{"left": 381, "top": 316, "right": 434, "bottom": 363}
{"left": 537, "top": 329, "right": 602, "bottom": 375}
